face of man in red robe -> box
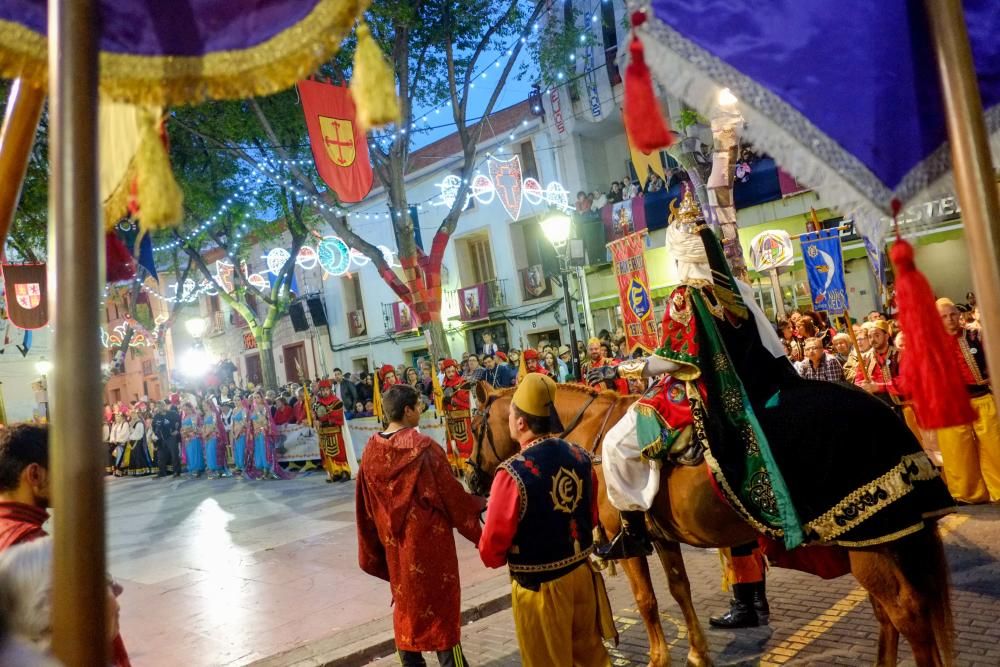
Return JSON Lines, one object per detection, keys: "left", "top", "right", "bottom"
{"left": 525, "top": 358, "right": 538, "bottom": 372}
{"left": 384, "top": 372, "right": 397, "bottom": 386}
{"left": 445, "top": 366, "right": 457, "bottom": 380}
{"left": 588, "top": 340, "right": 603, "bottom": 362}
{"left": 318, "top": 386, "right": 331, "bottom": 399}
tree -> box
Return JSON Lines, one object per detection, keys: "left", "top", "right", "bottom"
{"left": 170, "top": 0, "right": 548, "bottom": 362}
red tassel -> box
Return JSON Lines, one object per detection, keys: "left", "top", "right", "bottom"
{"left": 106, "top": 232, "right": 137, "bottom": 283}
{"left": 890, "top": 237, "right": 975, "bottom": 429}
{"left": 623, "top": 11, "right": 672, "bottom": 152}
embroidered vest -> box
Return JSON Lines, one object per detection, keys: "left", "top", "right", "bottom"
{"left": 499, "top": 438, "right": 594, "bottom": 585}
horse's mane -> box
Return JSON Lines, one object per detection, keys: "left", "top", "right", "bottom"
{"left": 486, "top": 382, "right": 636, "bottom": 401}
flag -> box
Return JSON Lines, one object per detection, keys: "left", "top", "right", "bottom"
{"left": 748, "top": 230, "right": 795, "bottom": 273}
{"left": 267, "top": 271, "right": 299, "bottom": 295}
{"left": 458, "top": 284, "right": 488, "bottom": 321}
{"left": 115, "top": 218, "right": 158, "bottom": 280}
{"left": 431, "top": 368, "right": 444, "bottom": 416}
{"left": 2, "top": 264, "right": 47, "bottom": 329}
{"left": 298, "top": 79, "right": 373, "bottom": 203}
{"left": 301, "top": 383, "right": 314, "bottom": 428}
{"left": 372, "top": 372, "right": 383, "bottom": 422}
{"left": 601, "top": 198, "right": 647, "bottom": 243}
{"left": 517, "top": 342, "right": 527, "bottom": 383}
{"left": 800, "top": 229, "right": 849, "bottom": 317}
{"left": 627, "top": 135, "right": 665, "bottom": 187}
{"left": 608, "top": 232, "right": 658, "bottom": 355}
{"left": 17, "top": 330, "right": 32, "bottom": 358}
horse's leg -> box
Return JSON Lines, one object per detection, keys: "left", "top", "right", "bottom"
{"left": 849, "top": 546, "right": 947, "bottom": 667}
{"left": 620, "top": 555, "right": 672, "bottom": 667}
{"left": 654, "top": 540, "right": 713, "bottom": 667}
{"left": 868, "top": 593, "right": 899, "bottom": 666}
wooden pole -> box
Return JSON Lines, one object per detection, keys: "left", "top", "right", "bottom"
{"left": 925, "top": 0, "right": 1000, "bottom": 411}
{"left": 0, "top": 79, "right": 45, "bottom": 250}
{"left": 841, "top": 311, "right": 871, "bottom": 382}
{"left": 47, "top": 0, "right": 107, "bottom": 664}
{"left": 768, "top": 269, "right": 786, "bottom": 319}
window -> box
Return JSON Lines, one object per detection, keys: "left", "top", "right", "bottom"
{"left": 518, "top": 140, "right": 538, "bottom": 180}
{"left": 467, "top": 237, "right": 495, "bottom": 284}
{"left": 142, "top": 360, "right": 153, "bottom": 376}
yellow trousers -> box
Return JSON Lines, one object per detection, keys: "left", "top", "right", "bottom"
{"left": 511, "top": 563, "right": 612, "bottom": 667}
{"left": 936, "top": 393, "right": 1000, "bottom": 503}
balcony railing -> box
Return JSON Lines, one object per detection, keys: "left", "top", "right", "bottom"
{"left": 444, "top": 278, "right": 508, "bottom": 321}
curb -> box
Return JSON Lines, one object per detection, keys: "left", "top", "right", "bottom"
{"left": 248, "top": 577, "right": 512, "bottom": 667}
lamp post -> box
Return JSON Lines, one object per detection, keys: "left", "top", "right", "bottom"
{"left": 181, "top": 317, "right": 210, "bottom": 382}
{"left": 541, "top": 211, "right": 581, "bottom": 381}
{"left": 184, "top": 316, "right": 207, "bottom": 340}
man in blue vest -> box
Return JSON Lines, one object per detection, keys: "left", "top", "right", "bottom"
{"left": 478, "top": 374, "right": 615, "bottom": 666}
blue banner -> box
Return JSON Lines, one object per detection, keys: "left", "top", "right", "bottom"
{"left": 862, "top": 233, "right": 886, "bottom": 292}
{"left": 800, "top": 230, "right": 849, "bottom": 316}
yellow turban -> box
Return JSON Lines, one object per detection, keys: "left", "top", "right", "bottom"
{"left": 862, "top": 320, "right": 891, "bottom": 334}
{"left": 587, "top": 337, "right": 601, "bottom": 346}
{"left": 512, "top": 374, "right": 558, "bottom": 417}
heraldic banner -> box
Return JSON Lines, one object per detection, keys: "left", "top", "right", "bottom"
{"left": 800, "top": 229, "right": 849, "bottom": 317}
{"left": 2, "top": 263, "right": 48, "bottom": 329}
{"left": 608, "top": 232, "right": 658, "bottom": 354}
{"left": 297, "top": 79, "right": 373, "bottom": 203}
{"left": 458, "top": 283, "right": 488, "bottom": 322}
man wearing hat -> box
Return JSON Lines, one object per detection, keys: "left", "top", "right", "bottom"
{"left": 933, "top": 297, "right": 1000, "bottom": 503}
{"left": 441, "top": 359, "right": 474, "bottom": 473}
{"left": 313, "top": 379, "right": 351, "bottom": 482}
{"left": 584, "top": 338, "right": 628, "bottom": 393}
{"left": 520, "top": 349, "right": 549, "bottom": 378}
{"left": 482, "top": 352, "right": 516, "bottom": 389}
{"left": 479, "top": 374, "right": 615, "bottom": 666}
{"left": 379, "top": 364, "right": 399, "bottom": 389}
{"left": 854, "top": 319, "right": 903, "bottom": 416}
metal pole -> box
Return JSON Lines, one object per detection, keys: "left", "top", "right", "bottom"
{"left": 925, "top": 0, "right": 1000, "bottom": 412}
{"left": 768, "top": 269, "right": 787, "bottom": 319}
{"left": 576, "top": 266, "right": 595, "bottom": 340}
{"left": 47, "top": 0, "right": 107, "bottom": 664}
{"left": 0, "top": 78, "right": 45, "bottom": 249}
{"left": 560, "top": 262, "right": 581, "bottom": 381}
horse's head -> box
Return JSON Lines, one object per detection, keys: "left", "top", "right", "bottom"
{"left": 466, "top": 380, "right": 635, "bottom": 496}
{"left": 466, "top": 381, "right": 518, "bottom": 496}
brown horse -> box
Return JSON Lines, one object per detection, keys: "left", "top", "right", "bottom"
{"left": 469, "top": 382, "right": 954, "bottom": 667}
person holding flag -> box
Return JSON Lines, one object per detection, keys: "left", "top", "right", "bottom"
{"left": 441, "top": 359, "right": 474, "bottom": 474}
{"left": 313, "top": 379, "right": 351, "bottom": 482}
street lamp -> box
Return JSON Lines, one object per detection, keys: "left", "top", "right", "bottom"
{"left": 541, "top": 211, "right": 581, "bottom": 381}
{"left": 184, "top": 317, "right": 207, "bottom": 339}
{"left": 35, "top": 358, "right": 52, "bottom": 422}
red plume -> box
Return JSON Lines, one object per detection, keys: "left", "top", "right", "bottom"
{"left": 623, "top": 11, "right": 672, "bottom": 152}
{"left": 106, "top": 232, "right": 137, "bottom": 283}
{"left": 890, "top": 235, "right": 975, "bottom": 429}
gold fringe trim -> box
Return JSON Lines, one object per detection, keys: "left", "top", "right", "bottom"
{"left": 702, "top": 447, "right": 784, "bottom": 539}
{"left": 0, "top": 0, "right": 368, "bottom": 106}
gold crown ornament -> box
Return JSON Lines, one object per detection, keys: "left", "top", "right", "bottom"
{"left": 668, "top": 189, "right": 707, "bottom": 233}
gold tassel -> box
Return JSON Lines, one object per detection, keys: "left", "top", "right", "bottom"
{"left": 135, "top": 108, "right": 183, "bottom": 234}
{"left": 350, "top": 21, "right": 400, "bottom": 130}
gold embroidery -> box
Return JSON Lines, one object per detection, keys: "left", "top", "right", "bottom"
{"left": 498, "top": 459, "right": 529, "bottom": 520}
{"left": 958, "top": 336, "right": 986, "bottom": 385}
{"left": 702, "top": 448, "right": 783, "bottom": 538}
{"left": 507, "top": 546, "right": 593, "bottom": 573}
{"left": 804, "top": 453, "right": 941, "bottom": 542}
{"left": 549, "top": 467, "right": 584, "bottom": 514}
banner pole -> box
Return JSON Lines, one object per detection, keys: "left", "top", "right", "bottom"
{"left": 925, "top": 0, "right": 1000, "bottom": 413}
{"left": 841, "top": 310, "right": 871, "bottom": 383}
{"left": 768, "top": 269, "right": 786, "bottom": 319}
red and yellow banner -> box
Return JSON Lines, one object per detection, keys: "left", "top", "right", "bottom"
{"left": 298, "top": 79, "right": 373, "bottom": 203}
{"left": 608, "top": 232, "right": 658, "bottom": 355}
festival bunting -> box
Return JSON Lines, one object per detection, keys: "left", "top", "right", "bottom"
{"left": 748, "top": 230, "right": 795, "bottom": 273}
{"left": 458, "top": 284, "right": 488, "bottom": 321}
{"left": 800, "top": 229, "right": 849, "bottom": 317}
{"left": 2, "top": 264, "right": 47, "bottom": 329}
{"left": 298, "top": 79, "right": 373, "bottom": 203}
{"left": 608, "top": 232, "right": 658, "bottom": 354}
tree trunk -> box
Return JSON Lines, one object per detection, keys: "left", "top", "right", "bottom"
{"left": 257, "top": 327, "right": 278, "bottom": 389}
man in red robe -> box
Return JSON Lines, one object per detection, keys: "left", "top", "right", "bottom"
{"left": 441, "top": 358, "right": 474, "bottom": 473}
{"left": 521, "top": 349, "right": 549, "bottom": 377}
{"left": 356, "top": 385, "right": 484, "bottom": 666}
{"left": 0, "top": 424, "right": 131, "bottom": 666}
{"left": 379, "top": 364, "right": 399, "bottom": 389}
{"left": 313, "top": 379, "right": 351, "bottom": 482}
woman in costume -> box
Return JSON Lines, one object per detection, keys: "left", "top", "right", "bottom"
{"left": 102, "top": 406, "right": 113, "bottom": 475}
{"left": 180, "top": 402, "right": 205, "bottom": 478}
{"left": 109, "top": 408, "right": 130, "bottom": 477}
{"left": 250, "top": 393, "right": 291, "bottom": 480}
{"left": 202, "top": 398, "right": 230, "bottom": 479}
{"left": 231, "top": 397, "right": 250, "bottom": 476}
{"left": 121, "top": 404, "right": 153, "bottom": 476}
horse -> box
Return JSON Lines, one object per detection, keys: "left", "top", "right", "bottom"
{"left": 468, "top": 381, "right": 954, "bottom": 667}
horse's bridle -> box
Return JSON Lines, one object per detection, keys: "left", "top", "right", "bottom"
{"left": 468, "top": 389, "right": 619, "bottom": 497}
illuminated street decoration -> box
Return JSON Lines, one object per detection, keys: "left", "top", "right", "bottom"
{"left": 296, "top": 246, "right": 318, "bottom": 270}
{"left": 316, "top": 235, "right": 352, "bottom": 275}
{"left": 433, "top": 156, "right": 572, "bottom": 218}
{"left": 264, "top": 248, "right": 292, "bottom": 276}
{"left": 100, "top": 322, "right": 154, "bottom": 349}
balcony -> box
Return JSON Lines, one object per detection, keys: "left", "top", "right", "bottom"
{"left": 209, "top": 310, "right": 225, "bottom": 335}
{"left": 444, "top": 278, "right": 508, "bottom": 322}
{"left": 382, "top": 301, "right": 418, "bottom": 335}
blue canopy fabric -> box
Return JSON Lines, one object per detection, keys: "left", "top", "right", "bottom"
{"left": 642, "top": 0, "right": 1000, "bottom": 238}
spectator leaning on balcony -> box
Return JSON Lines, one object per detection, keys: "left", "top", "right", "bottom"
{"left": 590, "top": 190, "right": 607, "bottom": 210}
{"left": 608, "top": 181, "right": 624, "bottom": 203}
{"left": 645, "top": 173, "right": 665, "bottom": 193}
{"left": 575, "top": 191, "right": 593, "bottom": 213}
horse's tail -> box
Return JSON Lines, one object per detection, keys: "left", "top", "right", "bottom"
{"left": 892, "top": 525, "right": 954, "bottom": 665}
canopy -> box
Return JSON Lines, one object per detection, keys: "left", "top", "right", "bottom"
{"left": 640, "top": 0, "right": 1000, "bottom": 239}
{"left": 0, "top": 0, "right": 367, "bottom": 105}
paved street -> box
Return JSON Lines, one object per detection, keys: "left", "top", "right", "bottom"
{"left": 104, "top": 474, "right": 1000, "bottom": 667}
{"left": 105, "top": 474, "right": 506, "bottom": 666}
{"left": 367, "top": 506, "right": 1000, "bottom": 667}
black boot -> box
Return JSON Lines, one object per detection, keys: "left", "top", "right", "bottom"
{"left": 752, "top": 580, "right": 770, "bottom": 624}
{"left": 595, "top": 511, "right": 653, "bottom": 560}
{"left": 709, "top": 583, "right": 760, "bottom": 629}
